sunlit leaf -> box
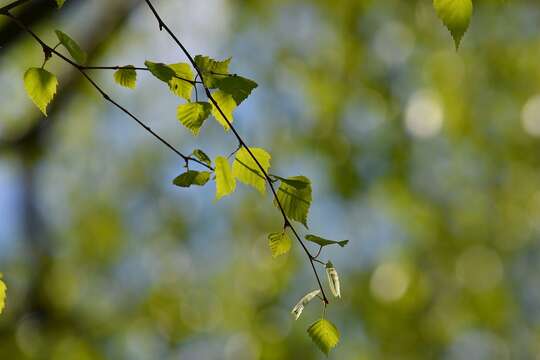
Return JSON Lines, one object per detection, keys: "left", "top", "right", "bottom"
{"left": 0, "top": 274, "right": 5, "bottom": 315}
{"left": 173, "top": 170, "right": 211, "bottom": 187}
{"left": 168, "top": 62, "right": 194, "bottom": 100}
{"left": 145, "top": 60, "right": 175, "bottom": 83}
{"left": 56, "top": 0, "right": 66, "bottom": 8}
{"left": 23, "top": 67, "right": 58, "bottom": 116}
{"left": 433, "top": 0, "right": 473, "bottom": 49}
{"left": 307, "top": 319, "right": 340, "bottom": 355}
{"left": 113, "top": 66, "right": 137, "bottom": 89}
{"left": 177, "top": 102, "right": 212, "bottom": 135}
{"left": 272, "top": 175, "right": 310, "bottom": 189}
{"left": 232, "top": 147, "right": 271, "bottom": 194}
{"left": 215, "top": 156, "right": 236, "bottom": 200}
{"left": 305, "top": 234, "right": 349, "bottom": 248}
{"left": 210, "top": 90, "right": 236, "bottom": 131}
{"left": 55, "top": 30, "right": 87, "bottom": 64}
{"left": 194, "top": 55, "right": 231, "bottom": 88}
{"left": 291, "top": 289, "right": 320, "bottom": 320}
{"left": 192, "top": 149, "right": 212, "bottom": 167}
{"left": 274, "top": 176, "right": 312, "bottom": 228}
{"left": 268, "top": 231, "right": 291, "bottom": 258}
{"left": 216, "top": 75, "right": 258, "bottom": 105}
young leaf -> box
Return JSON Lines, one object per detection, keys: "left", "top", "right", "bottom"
{"left": 113, "top": 66, "right": 137, "bottom": 89}
{"left": 210, "top": 90, "right": 236, "bottom": 131}
{"left": 0, "top": 274, "right": 6, "bottom": 315}
{"left": 144, "top": 60, "right": 175, "bottom": 83}
{"left": 305, "top": 234, "right": 349, "bottom": 248}
{"left": 232, "top": 147, "right": 271, "bottom": 194}
{"left": 23, "top": 67, "right": 58, "bottom": 116}
{"left": 55, "top": 30, "right": 87, "bottom": 64}
{"left": 168, "top": 62, "right": 194, "bottom": 100}
{"left": 177, "top": 102, "right": 212, "bottom": 135}
{"left": 433, "top": 0, "right": 473, "bottom": 49}
{"left": 194, "top": 55, "right": 231, "bottom": 88}
{"left": 216, "top": 75, "right": 258, "bottom": 105}
{"left": 273, "top": 175, "right": 311, "bottom": 189}
{"left": 268, "top": 231, "right": 291, "bottom": 258}
{"left": 192, "top": 149, "right": 212, "bottom": 167}
{"left": 215, "top": 156, "right": 236, "bottom": 200}
{"left": 325, "top": 261, "right": 341, "bottom": 298}
{"left": 307, "top": 319, "right": 340, "bottom": 355}
{"left": 173, "top": 170, "right": 211, "bottom": 188}
{"left": 274, "top": 176, "right": 312, "bottom": 228}
{"left": 56, "top": 0, "right": 66, "bottom": 8}
{"left": 291, "top": 289, "right": 320, "bottom": 320}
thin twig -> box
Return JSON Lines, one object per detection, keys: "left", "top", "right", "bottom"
{"left": 2, "top": 11, "right": 212, "bottom": 172}
{"left": 79, "top": 65, "right": 201, "bottom": 85}
{"left": 142, "top": 0, "right": 329, "bottom": 304}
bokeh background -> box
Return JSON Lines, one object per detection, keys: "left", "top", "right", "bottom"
{"left": 1, "top": 0, "right": 540, "bottom": 358}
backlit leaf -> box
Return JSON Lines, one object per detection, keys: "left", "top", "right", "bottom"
{"left": 216, "top": 75, "right": 258, "bottom": 105}
{"left": 168, "top": 62, "right": 194, "bottom": 100}
{"left": 307, "top": 319, "right": 340, "bottom": 355}
{"left": 56, "top": 0, "right": 66, "bottom": 8}
{"left": 177, "top": 102, "right": 212, "bottom": 135}
{"left": 192, "top": 149, "right": 212, "bottom": 167}
{"left": 23, "top": 67, "right": 58, "bottom": 116}
{"left": 433, "top": 0, "right": 473, "bottom": 49}
{"left": 55, "top": 30, "right": 87, "bottom": 64}
{"left": 0, "top": 274, "right": 5, "bottom": 315}
{"left": 194, "top": 55, "right": 231, "bottom": 88}
{"left": 145, "top": 60, "right": 175, "bottom": 83}
{"left": 232, "top": 147, "right": 271, "bottom": 194}
{"left": 274, "top": 176, "right": 312, "bottom": 228}
{"left": 210, "top": 90, "right": 236, "bottom": 131}
{"left": 305, "top": 234, "right": 349, "bottom": 248}
{"left": 113, "top": 66, "right": 137, "bottom": 89}
{"left": 173, "top": 170, "right": 211, "bottom": 187}
{"left": 215, "top": 156, "right": 236, "bottom": 200}
{"left": 268, "top": 231, "right": 291, "bottom": 258}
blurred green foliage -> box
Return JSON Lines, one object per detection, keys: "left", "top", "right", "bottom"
{"left": 1, "top": 0, "right": 540, "bottom": 359}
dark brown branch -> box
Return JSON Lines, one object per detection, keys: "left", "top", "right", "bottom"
{"left": 0, "top": 0, "right": 30, "bottom": 13}
{"left": 142, "top": 0, "right": 329, "bottom": 304}
{"left": 1, "top": 11, "right": 212, "bottom": 172}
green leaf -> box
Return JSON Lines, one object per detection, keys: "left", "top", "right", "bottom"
{"left": 272, "top": 175, "right": 311, "bottom": 189}
{"left": 55, "top": 30, "right": 87, "bottom": 64}
{"left": 113, "top": 66, "right": 137, "bottom": 89}
{"left": 56, "top": 0, "right": 66, "bottom": 8}
{"left": 192, "top": 149, "right": 212, "bottom": 167}
{"left": 173, "top": 170, "right": 211, "bottom": 188}
{"left": 307, "top": 319, "right": 340, "bottom": 355}
{"left": 0, "top": 274, "right": 6, "bottom": 315}
{"left": 145, "top": 60, "right": 175, "bottom": 83}
{"left": 177, "top": 102, "right": 212, "bottom": 135}
{"left": 305, "top": 234, "right": 349, "bottom": 248}
{"left": 433, "top": 0, "right": 473, "bottom": 49}
{"left": 210, "top": 90, "right": 236, "bottom": 131}
{"left": 168, "top": 62, "right": 194, "bottom": 100}
{"left": 216, "top": 75, "right": 258, "bottom": 105}
{"left": 215, "top": 156, "right": 236, "bottom": 200}
{"left": 274, "top": 176, "right": 312, "bottom": 228}
{"left": 232, "top": 147, "right": 271, "bottom": 194}
{"left": 268, "top": 231, "right": 292, "bottom": 258}
{"left": 194, "top": 55, "right": 231, "bottom": 88}
{"left": 23, "top": 67, "right": 58, "bottom": 116}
